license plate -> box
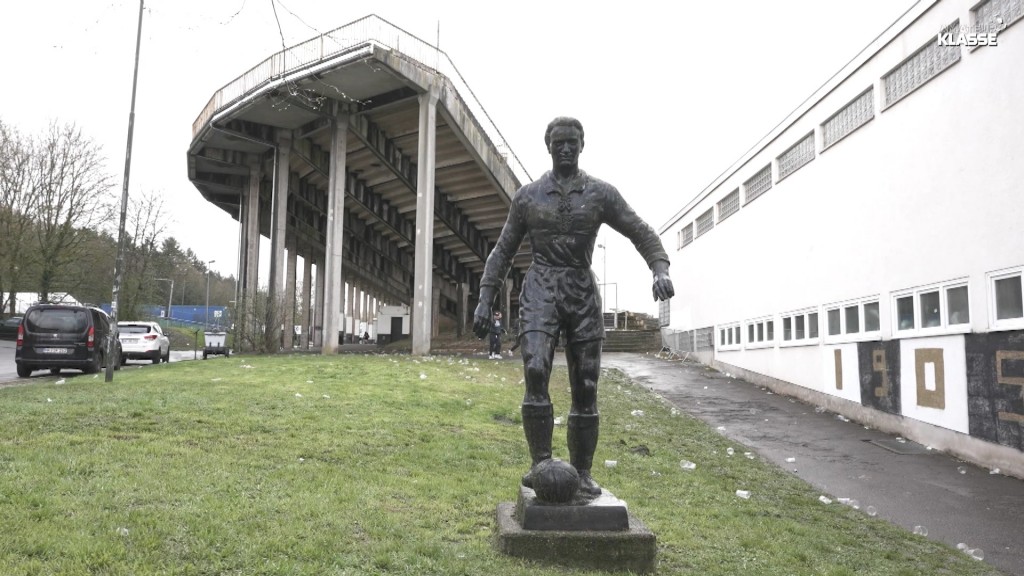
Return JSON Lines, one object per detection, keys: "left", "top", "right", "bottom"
{"left": 122, "top": 338, "right": 138, "bottom": 343}
{"left": 41, "top": 347, "right": 70, "bottom": 355}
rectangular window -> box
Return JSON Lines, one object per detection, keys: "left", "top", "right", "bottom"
{"left": 828, "top": 309, "right": 841, "bottom": 336}
{"left": 757, "top": 323, "right": 764, "bottom": 341}
{"left": 744, "top": 316, "right": 774, "bottom": 349}
{"left": 947, "top": 285, "right": 969, "bottom": 325}
{"left": 783, "top": 317, "right": 792, "bottom": 341}
{"left": 896, "top": 296, "right": 915, "bottom": 330}
{"left": 920, "top": 290, "right": 942, "bottom": 328}
{"left": 743, "top": 164, "right": 772, "bottom": 205}
{"left": 864, "top": 302, "right": 880, "bottom": 332}
{"left": 808, "top": 313, "right": 819, "bottom": 338}
{"left": 695, "top": 208, "right": 715, "bottom": 238}
{"left": 767, "top": 321, "right": 774, "bottom": 341}
{"left": 995, "top": 275, "right": 1023, "bottom": 320}
{"left": 882, "top": 20, "right": 961, "bottom": 108}
{"left": 777, "top": 133, "right": 815, "bottom": 181}
{"left": 822, "top": 88, "right": 874, "bottom": 149}
{"left": 718, "top": 189, "right": 740, "bottom": 222}
{"left": 748, "top": 324, "right": 755, "bottom": 342}
{"left": 719, "top": 322, "right": 742, "bottom": 351}
{"left": 795, "top": 315, "right": 805, "bottom": 339}
{"left": 844, "top": 305, "right": 860, "bottom": 334}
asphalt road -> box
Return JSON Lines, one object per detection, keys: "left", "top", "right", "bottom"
{"left": 600, "top": 353, "right": 1024, "bottom": 576}
{"left": 0, "top": 339, "right": 204, "bottom": 384}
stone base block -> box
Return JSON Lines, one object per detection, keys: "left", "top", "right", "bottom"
{"left": 516, "top": 485, "right": 630, "bottom": 531}
{"left": 495, "top": 502, "right": 657, "bottom": 574}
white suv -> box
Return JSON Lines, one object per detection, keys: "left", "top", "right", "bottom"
{"left": 118, "top": 321, "right": 171, "bottom": 364}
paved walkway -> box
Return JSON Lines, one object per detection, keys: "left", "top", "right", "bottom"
{"left": 600, "top": 352, "right": 1024, "bottom": 576}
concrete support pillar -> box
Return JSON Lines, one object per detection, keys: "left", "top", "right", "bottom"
{"left": 432, "top": 280, "right": 441, "bottom": 338}
{"left": 348, "top": 283, "right": 357, "bottom": 342}
{"left": 302, "top": 252, "right": 312, "bottom": 348}
{"left": 456, "top": 282, "right": 468, "bottom": 338}
{"left": 314, "top": 257, "right": 325, "bottom": 347}
{"left": 269, "top": 133, "right": 292, "bottom": 350}
{"left": 284, "top": 244, "right": 297, "bottom": 349}
{"left": 412, "top": 83, "right": 440, "bottom": 355}
{"left": 245, "top": 162, "right": 261, "bottom": 321}
{"left": 322, "top": 113, "right": 348, "bottom": 354}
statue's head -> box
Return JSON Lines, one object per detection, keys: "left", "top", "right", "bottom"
{"left": 545, "top": 117, "right": 584, "bottom": 170}
{"left": 544, "top": 117, "right": 584, "bottom": 148}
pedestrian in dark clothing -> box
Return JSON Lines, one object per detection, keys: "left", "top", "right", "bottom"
{"left": 489, "top": 311, "right": 506, "bottom": 359}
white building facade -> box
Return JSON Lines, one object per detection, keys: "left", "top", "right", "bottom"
{"left": 659, "top": 0, "right": 1024, "bottom": 476}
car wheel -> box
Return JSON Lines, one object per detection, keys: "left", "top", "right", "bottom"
{"left": 50, "top": 368, "right": 61, "bottom": 375}
{"left": 17, "top": 364, "right": 32, "bottom": 378}
{"left": 84, "top": 352, "right": 102, "bottom": 374}
{"left": 163, "top": 348, "right": 171, "bottom": 363}
{"left": 152, "top": 352, "right": 161, "bottom": 364}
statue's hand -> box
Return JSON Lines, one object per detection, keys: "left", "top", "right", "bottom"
{"left": 472, "top": 301, "right": 492, "bottom": 339}
{"left": 651, "top": 260, "right": 675, "bottom": 302}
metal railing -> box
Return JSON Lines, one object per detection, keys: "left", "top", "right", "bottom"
{"left": 192, "top": 14, "right": 530, "bottom": 184}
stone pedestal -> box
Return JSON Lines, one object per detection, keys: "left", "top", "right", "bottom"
{"left": 494, "top": 487, "right": 657, "bottom": 573}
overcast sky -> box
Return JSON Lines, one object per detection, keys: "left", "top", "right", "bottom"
{"left": 1, "top": 0, "right": 918, "bottom": 315}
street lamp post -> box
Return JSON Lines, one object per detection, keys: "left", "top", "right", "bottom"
{"left": 596, "top": 239, "right": 608, "bottom": 322}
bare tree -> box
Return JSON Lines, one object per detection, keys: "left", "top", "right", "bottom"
{"left": 29, "top": 121, "right": 115, "bottom": 301}
{"left": 0, "top": 120, "right": 38, "bottom": 314}
{"left": 121, "top": 194, "right": 170, "bottom": 319}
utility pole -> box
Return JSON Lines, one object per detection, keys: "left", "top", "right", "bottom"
{"left": 106, "top": 0, "right": 144, "bottom": 382}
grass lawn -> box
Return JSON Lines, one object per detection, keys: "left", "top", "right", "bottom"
{"left": 0, "top": 354, "right": 1003, "bottom": 575}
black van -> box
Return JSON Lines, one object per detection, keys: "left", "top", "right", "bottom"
{"left": 15, "top": 304, "right": 121, "bottom": 377}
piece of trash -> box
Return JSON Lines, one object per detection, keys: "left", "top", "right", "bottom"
{"left": 703, "top": 386, "right": 708, "bottom": 390}
{"left": 716, "top": 426, "right": 726, "bottom": 431}
{"left": 814, "top": 406, "right": 826, "bottom": 413}
{"left": 306, "top": 380, "right": 313, "bottom": 384}
{"left": 896, "top": 437, "right": 906, "bottom": 443}
{"left": 322, "top": 395, "right": 330, "bottom": 399}
{"left": 957, "top": 466, "right": 967, "bottom": 475}
{"left": 969, "top": 549, "right": 985, "bottom": 561}
{"left": 725, "top": 447, "right": 734, "bottom": 457}
{"left": 55, "top": 379, "right": 66, "bottom": 385}
{"left": 912, "top": 525, "right": 928, "bottom": 536}
{"left": 837, "top": 498, "right": 852, "bottom": 505}
{"left": 46, "top": 398, "right": 52, "bottom": 403}
{"left": 679, "top": 460, "right": 696, "bottom": 471}
{"left": 630, "top": 445, "right": 651, "bottom": 456}
{"left": 957, "top": 543, "right": 968, "bottom": 551}
{"left": 117, "top": 527, "right": 129, "bottom": 537}
{"left": 836, "top": 415, "right": 850, "bottom": 422}
{"left": 819, "top": 495, "right": 832, "bottom": 504}
{"left": 465, "top": 399, "right": 472, "bottom": 406}
{"left": 990, "top": 468, "right": 1001, "bottom": 475}
{"left": 298, "top": 457, "right": 305, "bottom": 462}
{"left": 604, "top": 460, "right": 618, "bottom": 468}
{"left": 651, "top": 470, "right": 662, "bottom": 476}
{"left": 294, "top": 393, "right": 303, "bottom": 398}
{"left": 744, "top": 452, "right": 754, "bottom": 459}
{"left": 211, "top": 378, "right": 222, "bottom": 382}
{"left": 785, "top": 457, "right": 796, "bottom": 463}
{"left": 419, "top": 373, "right": 427, "bottom": 380}
{"left": 735, "top": 490, "right": 751, "bottom": 499}
{"left": 630, "top": 410, "right": 645, "bottom": 417}
{"left": 553, "top": 417, "right": 563, "bottom": 425}
{"left": 866, "top": 505, "right": 878, "bottom": 516}
{"left": 670, "top": 408, "right": 680, "bottom": 416}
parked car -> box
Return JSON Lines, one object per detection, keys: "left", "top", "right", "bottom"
{"left": 118, "top": 321, "right": 170, "bottom": 364}
{"left": 15, "top": 304, "right": 121, "bottom": 377}
{"left": 0, "top": 316, "right": 23, "bottom": 340}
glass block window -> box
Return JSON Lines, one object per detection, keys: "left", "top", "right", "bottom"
{"left": 717, "top": 189, "right": 740, "bottom": 222}
{"left": 658, "top": 299, "right": 670, "bottom": 327}
{"left": 777, "top": 133, "right": 815, "bottom": 181}
{"left": 695, "top": 208, "right": 714, "bottom": 238}
{"left": 743, "top": 165, "right": 772, "bottom": 205}
{"left": 975, "top": 0, "right": 1024, "bottom": 34}
{"left": 822, "top": 88, "right": 874, "bottom": 149}
{"left": 695, "top": 327, "right": 715, "bottom": 351}
{"left": 883, "top": 20, "right": 961, "bottom": 108}
{"left": 677, "top": 223, "right": 694, "bottom": 249}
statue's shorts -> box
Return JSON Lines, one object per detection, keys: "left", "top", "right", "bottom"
{"left": 519, "top": 264, "right": 604, "bottom": 345}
